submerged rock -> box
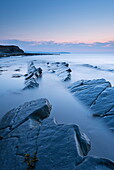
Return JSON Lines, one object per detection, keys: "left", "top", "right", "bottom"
{"left": 14, "top": 69, "right": 21, "bottom": 72}
{"left": 69, "top": 79, "right": 114, "bottom": 131}
{"left": 12, "top": 74, "right": 23, "bottom": 78}
{"left": 0, "top": 99, "right": 113, "bottom": 169}
{"left": 47, "top": 62, "right": 72, "bottom": 81}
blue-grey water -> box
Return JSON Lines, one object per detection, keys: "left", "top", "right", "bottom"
{"left": 0, "top": 53, "right": 114, "bottom": 160}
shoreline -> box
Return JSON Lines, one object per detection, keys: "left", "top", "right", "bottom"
{"left": 0, "top": 45, "right": 60, "bottom": 58}
{"left": 0, "top": 52, "right": 59, "bottom": 58}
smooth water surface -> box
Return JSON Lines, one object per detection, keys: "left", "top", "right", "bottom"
{"left": 0, "top": 53, "right": 114, "bottom": 160}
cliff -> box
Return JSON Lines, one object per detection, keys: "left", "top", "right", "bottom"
{"left": 0, "top": 45, "right": 24, "bottom": 56}
{"left": 0, "top": 45, "right": 55, "bottom": 57}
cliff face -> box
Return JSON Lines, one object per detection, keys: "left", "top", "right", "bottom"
{"left": 0, "top": 45, "right": 54, "bottom": 57}
{"left": 0, "top": 45, "right": 24, "bottom": 55}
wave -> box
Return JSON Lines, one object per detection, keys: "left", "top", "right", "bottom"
{"left": 79, "top": 64, "right": 114, "bottom": 73}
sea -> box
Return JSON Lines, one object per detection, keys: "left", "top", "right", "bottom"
{"left": 0, "top": 53, "right": 114, "bottom": 160}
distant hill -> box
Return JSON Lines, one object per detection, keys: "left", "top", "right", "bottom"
{"left": 0, "top": 45, "right": 55, "bottom": 57}
{"left": 0, "top": 45, "right": 24, "bottom": 55}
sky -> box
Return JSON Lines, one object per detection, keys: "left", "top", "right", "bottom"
{"left": 0, "top": 0, "right": 114, "bottom": 52}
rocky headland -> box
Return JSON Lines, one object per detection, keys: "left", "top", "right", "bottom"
{"left": 0, "top": 45, "right": 55, "bottom": 57}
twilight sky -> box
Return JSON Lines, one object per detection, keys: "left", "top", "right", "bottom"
{"left": 0, "top": 0, "right": 114, "bottom": 52}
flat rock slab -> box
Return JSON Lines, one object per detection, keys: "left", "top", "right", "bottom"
{"left": 69, "top": 79, "right": 114, "bottom": 131}
{"left": 0, "top": 99, "right": 113, "bottom": 169}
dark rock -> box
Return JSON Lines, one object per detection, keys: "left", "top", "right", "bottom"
{"left": 0, "top": 99, "right": 113, "bottom": 169}
{"left": 14, "top": 69, "right": 21, "bottom": 72}
{"left": 0, "top": 69, "right": 7, "bottom": 72}
{"left": 0, "top": 45, "right": 56, "bottom": 57}
{"left": 91, "top": 87, "right": 114, "bottom": 117}
{"left": 0, "top": 98, "right": 51, "bottom": 134}
{"left": 61, "top": 62, "right": 69, "bottom": 67}
{"left": 37, "top": 67, "right": 42, "bottom": 75}
{"left": 23, "top": 77, "right": 39, "bottom": 89}
{"left": 47, "top": 62, "right": 72, "bottom": 81}
{"left": 27, "top": 61, "right": 42, "bottom": 78}
{"left": 103, "top": 115, "right": 114, "bottom": 131}
{"left": 66, "top": 68, "right": 72, "bottom": 72}
{"left": 24, "top": 61, "right": 42, "bottom": 89}
{"left": 25, "top": 72, "right": 34, "bottom": 80}
{"left": 12, "top": 74, "right": 23, "bottom": 78}
{"left": 68, "top": 79, "right": 114, "bottom": 131}
{"left": 0, "top": 45, "right": 24, "bottom": 56}
{"left": 76, "top": 156, "right": 114, "bottom": 170}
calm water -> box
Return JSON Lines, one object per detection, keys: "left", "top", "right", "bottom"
{"left": 0, "top": 53, "right": 114, "bottom": 160}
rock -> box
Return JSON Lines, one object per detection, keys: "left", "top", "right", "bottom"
{"left": 69, "top": 79, "right": 111, "bottom": 106}
{"left": 76, "top": 156, "right": 114, "bottom": 170}
{"left": 0, "top": 69, "right": 7, "bottom": 72}
{"left": 0, "top": 45, "right": 55, "bottom": 57}
{"left": 25, "top": 72, "right": 34, "bottom": 80}
{"left": 0, "top": 99, "right": 113, "bottom": 169}
{"left": 0, "top": 98, "right": 52, "bottom": 136}
{"left": 37, "top": 67, "right": 42, "bottom": 75}
{"left": 47, "top": 62, "right": 72, "bottom": 81}
{"left": 91, "top": 87, "right": 114, "bottom": 117}
{"left": 103, "top": 115, "right": 114, "bottom": 131}
{"left": 26, "top": 61, "right": 42, "bottom": 78}
{"left": 0, "top": 68, "right": 8, "bottom": 76}
{"left": 14, "top": 69, "right": 21, "bottom": 72}
{"left": 23, "top": 77, "right": 39, "bottom": 89}
{"left": 12, "top": 74, "right": 23, "bottom": 78}
{"left": 68, "top": 79, "right": 114, "bottom": 131}
{"left": 24, "top": 61, "right": 42, "bottom": 89}
{"left": 0, "top": 45, "right": 24, "bottom": 56}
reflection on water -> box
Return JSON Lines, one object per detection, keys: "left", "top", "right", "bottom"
{"left": 0, "top": 54, "right": 114, "bottom": 160}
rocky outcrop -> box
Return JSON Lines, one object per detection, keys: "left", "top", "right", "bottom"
{"left": 0, "top": 45, "right": 56, "bottom": 57}
{"left": 69, "top": 79, "right": 114, "bottom": 131}
{"left": 47, "top": 62, "right": 72, "bottom": 81}
{"left": 0, "top": 99, "right": 113, "bottom": 169}
{"left": 23, "top": 61, "right": 42, "bottom": 90}
{"left": 0, "top": 45, "right": 24, "bottom": 56}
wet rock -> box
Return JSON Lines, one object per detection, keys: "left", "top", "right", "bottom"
{"left": 69, "top": 79, "right": 114, "bottom": 131}
{"left": 76, "top": 156, "right": 114, "bottom": 170}
{"left": 23, "top": 77, "right": 39, "bottom": 89}
{"left": 103, "top": 115, "right": 114, "bottom": 131}
{"left": 14, "top": 69, "right": 21, "bottom": 72}
{"left": 25, "top": 72, "right": 34, "bottom": 80}
{"left": 0, "top": 98, "right": 52, "bottom": 136}
{"left": 0, "top": 99, "right": 113, "bottom": 169}
{"left": 0, "top": 69, "right": 8, "bottom": 72}
{"left": 24, "top": 61, "right": 42, "bottom": 89}
{"left": 12, "top": 74, "right": 23, "bottom": 78}
{"left": 27, "top": 61, "right": 42, "bottom": 78}
{"left": 69, "top": 79, "right": 111, "bottom": 106}
{"left": 91, "top": 87, "right": 114, "bottom": 117}
{"left": 47, "top": 62, "right": 72, "bottom": 81}
{"left": 0, "top": 67, "right": 8, "bottom": 75}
